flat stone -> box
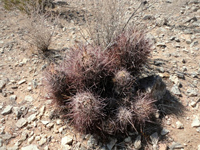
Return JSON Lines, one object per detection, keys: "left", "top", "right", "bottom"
{"left": 161, "top": 128, "right": 170, "bottom": 136}
{"left": 39, "top": 137, "right": 47, "bottom": 146}
{"left": 1, "top": 134, "right": 12, "bottom": 140}
{"left": 24, "top": 96, "right": 33, "bottom": 102}
{"left": 134, "top": 135, "right": 141, "bottom": 150}
{"left": 10, "top": 95, "right": 17, "bottom": 101}
{"left": 169, "top": 142, "right": 184, "bottom": 149}
{"left": 192, "top": 117, "right": 200, "bottom": 127}
{"left": 198, "top": 145, "right": 200, "bottom": 150}
{"left": 0, "top": 79, "right": 7, "bottom": 91}
{"left": 150, "top": 132, "right": 159, "bottom": 145}
{"left": 18, "top": 79, "right": 26, "bottom": 85}
{"left": 27, "top": 136, "right": 35, "bottom": 144}
{"left": 6, "top": 146, "right": 18, "bottom": 150}
{"left": 16, "top": 118, "right": 27, "bottom": 128}
{"left": 1, "top": 105, "right": 13, "bottom": 115}
{"left": 21, "top": 145, "right": 39, "bottom": 150}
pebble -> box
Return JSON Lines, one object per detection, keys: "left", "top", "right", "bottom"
{"left": 150, "top": 132, "right": 159, "bottom": 145}
{"left": 21, "top": 145, "right": 39, "bottom": 150}
{"left": 0, "top": 138, "right": 2, "bottom": 147}
{"left": 39, "top": 137, "right": 47, "bottom": 146}
{"left": 16, "top": 118, "right": 27, "bottom": 128}
{"left": 61, "top": 136, "right": 73, "bottom": 146}
{"left": 134, "top": 135, "right": 141, "bottom": 150}
{"left": 18, "top": 79, "right": 26, "bottom": 85}
{"left": 171, "top": 85, "right": 181, "bottom": 96}
{"left": 10, "top": 95, "right": 17, "bottom": 101}
{"left": 187, "top": 88, "right": 198, "bottom": 97}
{"left": 191, "top": 117, "right": 200, "bottom": 127}
{"left": 27, "top": 136, "right": 35, "bottom": 144}
{"left": 0, "top": 79, "right": 7, "bottom": 91}
{"left": 161, "top": 128, "right": 170, "bottom": 136}
{"left": 24, "top": 95, "right": 33, "bottom": 102}
{"left": 124, "top": 136, "right": 131, "bottom": 143}
{"left": 27, "top": 114, "right": 37, "bottom": 123}
{"left": 6, "top": 145, "right": 18, "bottom": 150}
{"left": 176, "top": 121, "right": 184, "bottom": 129}
{"left": 198, "top": 145, "right": 200, "bottom": 150}
{"left": 1, "top": 105, "right": 13, "bottom": 115}
{"left": 169, "top": 142, "right": 184, "bottom": 149}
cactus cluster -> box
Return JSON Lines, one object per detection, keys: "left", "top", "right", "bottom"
{"left": 45, "top": 29, "right": 157, "bottom": 136}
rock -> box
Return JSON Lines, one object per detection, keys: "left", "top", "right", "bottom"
{"left": 0, "top": 79, "right": 7, "bottom": 91}
{"left": 46, "top": 123, "right": 54, "bottom": 129}
{"left": 150, "top": 132, "right": 159, "bottom": 145}
{"left": 143, "top": 15, "right": 155, "bottom": 20}
{"left": 21, "top": 145, "right": 39, "bottom": 150}
{"left": 16, "top": 118, "right": 27, "bottom": 128}
{"left": 61, "top": 136, "right": 73, "bottom": 146}
{"left": 27, "top": 114, "right": 37, "bottom": 123}
{"left": 190, "top": 101, "right": 197, "bottom": 107}
{"left": 134, "top": 135, "right": 141, "bottom": 150}
{"left": 1, "top": 105, "right": 13, "bottom": 115}
{"left": 39, "top": 137, "right": 47, "bottom": 146}
{"left": 176, "top": 121, "right": 184, "bottom": 129}
{"left": 38, "top": 106, "right": 46, "bottom": 117}
{"left": 44, "top": 146, "right": 49, "bottom": 150}
{"left": 156, "top": 43, "right": 167, "bottom": 48}
{"left": 192, "top": 117, "right": 200, "bottom": 127}
{"left": 169, "top": 75, "right": 180, "bottom": 86}
{"left": 107, "top": 138, "right": 117, "bottom": 150}
{"left": 169, "top": 142, "right": 184, "bottom": 149}
{"left": 187, "top": 88, "right": 198, "bottom": 97}
{"left": 27, "top": 136, "right": 35, "bottom": 144}
{"left": 1, "top": 134, "right": 12, "bottom": 140}
{"left": 198, "top": 145, "right": 200, "bottom": 150}
{"left": 18, "top": 132, "right": 28, "bottom": 143}
{"left": 161, "top": 128, "right": 170, "bottom": 136}
{"left": 124, "top": 136, "right": 131, "bottom": 143}
{"left": 24, "top": 95, "right": 33, "bottom": 102}
{"left": 137, "top": 75, "right": 166, "bottom": 100}
{"left": 41, "top": 120, "right": 49, "bottom": 125}
{"left": 18, "top": 79, "right": 26, "bottom": 85}
{"left": 171, "top": 85, "right": 181, "bottom": 96}
{"left": 10, "top": 95, "right": 17, "bottom": 101}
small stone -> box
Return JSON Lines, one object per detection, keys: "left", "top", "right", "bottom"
{"left": 1, "top": 105, "right": 13, "bottom": 115}
{"left": 39, "top": 137, "right": 47, "bottom": 146}
{"left": 124, "top": 136, "right": 131, "bottom": 143}
{"left": 28, "top": 136, "right": 35, "bottom": 144}
{"left": 169, "top": 75, "right": 180, "bottom": 86}
{"left": 0, "top": 79, "right": 7, "bottom": 91}
{"left": 192, "top": 117, "right": 200, "bottom": 127}
{"left": 41, "top": 120, "right": 49, "bottom": 125}
{"left": 161, "top": 128, "right": 170, "bottom": 136}
{"left": 176, "top": 121, "right": 184, "bottom": 129}
{"left": 10, "top": 95, "right": 17, "bottom": 101}
{"left": 134, "top": 135, "right": 141, "bottom": 150}
{"left": 6, "top": 145, "right": 18, "bottom": 150}
{"left": 21, "top": 145, "right": 39, "bottom": 150}
{"left": 171, "top": 85, "right": 181, "bottom": 96}
{"left": 24, "top": 95, "right": 33, "bottom": 102}
{"left": 150, "top": 132, "right": 159, "bottom": 145}
{"left": 190, "top": 101, "right": 197, "bottom": 107}
{"left": 187, "top": 88, "right": 198, "bottom": 97}
{"left": 198, "top": 145, "right": 200, "bottom": 150}
{"left": 61, "top": 136, "right": 73, "bottom": 146}
{"left": 44, "top": 146, "right": 49, "bottom": 150}
{"left": 16, "top": 118, "right": 27, "bottom": 128}
{"left": 18, "top": 132, "right": 28, "bottom": 143}
{"left": 18, "top": 79, "right": 26, "bottom": 85}
{"left": 107, "top": 138, "right": 117, "bottom": 150}
{"left": 169, "top": 142, "right": 184, "bottom": 149}
{"left": 38, "top": 106, "right": 46, "bottom": 117}
{"left": 35, "top": 136, "right": 41, "bottom": 141}
{"left": 46, "top": 123, "right": 54, "bottom": 129}
{"left": 27, "top": 114, "right": 37, "bottom": 123}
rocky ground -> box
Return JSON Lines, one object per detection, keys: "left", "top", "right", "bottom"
{"left": 0, "top": 0, "right": 200, "bottom": 150}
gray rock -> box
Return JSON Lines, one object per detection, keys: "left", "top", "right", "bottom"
{"left": 61, "top": 136, "right": 73, "bottom": 146}
{"left": 150, "top": 132, "right": 159, "bottom": 145}
{"left": 16, "top": 118, "right": 27, "bottom": 128}
{"left": 107, "top": 138, "right": 117, "bottom": 150}
{"left": 24, "top": 95, "right": 33, "bottom": 102}
{"left": 176, "top": 121, "right": 184, "bottom": 129}
{"left": 1, "top": 134, "right": 12, "bottom": 140}
{"left": 187, "top": 88, "right": 198, "bottom": 97}
{"left": 169, "top": 142, "right": 184, "bottom": 149}
{"left": 10, "top": 95, "right": 17, "bottom": 101}
{"left": 21, "top": 145, "right": 39, "bottom": 150}
{"left": 134, "top": 135, "right": 141, "bottom": 150}
{"left": 161, "top": 128, "right": 170, "bottom": 136}
{"left": 192, "top": 117, "right": 200, "bottom": 127}
{"left": 171, "top": 85, "right": 181, "bottom": 96}
{"left": 1, "top": 105, "right": 13, "bottom": 115}
{"left": 124, "top": 136, "right": 131, "bottom": 143}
